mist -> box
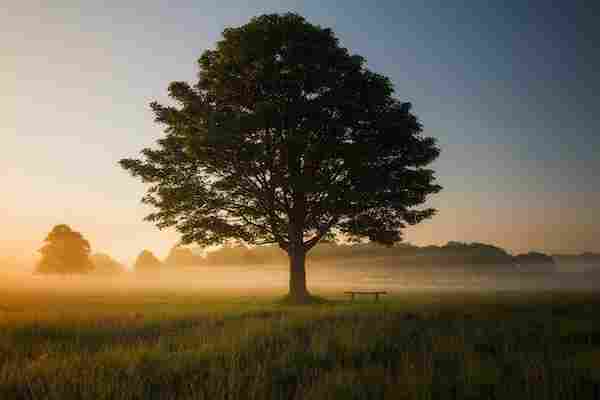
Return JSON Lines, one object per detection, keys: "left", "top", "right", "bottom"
{"left": 2, "top": 255, "right": 598, "bottom": 302}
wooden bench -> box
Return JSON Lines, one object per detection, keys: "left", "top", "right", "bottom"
{"left": 344, "top": 291, "right": 387, "bottom": 302}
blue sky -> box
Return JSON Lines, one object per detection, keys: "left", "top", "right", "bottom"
{"left": 3, "top": 1, "right": 599, "bottom": 263}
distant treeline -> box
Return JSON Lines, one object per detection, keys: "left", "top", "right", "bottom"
{"left": 159, "top": 241, "right": 597, "bottom": 270}
{"left": 30, "top": 224, "right": 598, "bottom": 275}
{"left": 553, "top": 252, "right": 600, "bottom": 266}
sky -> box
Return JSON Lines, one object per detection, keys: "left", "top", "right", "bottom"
{"left": 3, "top": 0, "right": 599, "bottom": 264}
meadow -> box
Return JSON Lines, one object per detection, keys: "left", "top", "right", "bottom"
{"left": 1, "top": 280, "right": 599, "bottom": 399}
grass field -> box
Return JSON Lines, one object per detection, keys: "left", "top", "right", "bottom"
{"left": 1, "top": 286, "right": 599, "bottom": 399}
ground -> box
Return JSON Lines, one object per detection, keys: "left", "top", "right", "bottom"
{"left": 1, "top": 288, "right": 599, "bottom": 399}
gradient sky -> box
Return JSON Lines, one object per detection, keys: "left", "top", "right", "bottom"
{"left": 3, "top": 0, "right": 599, "bottom": 264}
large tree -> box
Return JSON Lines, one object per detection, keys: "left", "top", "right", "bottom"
{"left": 120, "top": 13, "right": 441, "bottom": 302}
{"left": 36, "top": 224, "right": 93, "bottom": 274}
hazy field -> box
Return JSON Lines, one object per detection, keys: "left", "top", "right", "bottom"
{"left": 1, "top": 265, "right": 599, "bottom": 399}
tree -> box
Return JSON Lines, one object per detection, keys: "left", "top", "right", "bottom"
{"left": 165, "top": 246, "right": 205, "bottom": 267}
{"left": 120, "top": 13, "right": 441, "bottom": 302}
{"left": 514, "top": 252, "right": 556, "bottom": 270}
{"left": 134, "top": 250, "right": 162, "bottom": 273}
{"left": 90, "top": 253, "right": 125, "bottom": 275}
{"left": 36, "top": 224, "right": 93, "bottom": 274}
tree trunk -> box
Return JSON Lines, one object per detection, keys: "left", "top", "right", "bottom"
{"left": 288, "top": 248, "right": 309, "bottom": 302}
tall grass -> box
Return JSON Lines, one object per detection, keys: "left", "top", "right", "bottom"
{"left": 0, "top": 290, "right": 599, "bottom": 399}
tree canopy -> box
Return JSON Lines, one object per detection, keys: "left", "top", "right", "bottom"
{"left": 90, "top": 253, "right": 125, "bottom": 275}
{"left": 36, "top": 224, "right": 93, "bottom": 274}
{"left": 120, "top": 13, "right": 441, "bottom": 300}
{"left": 134, "top": 250, "right": 163, "bottom": 273}
{"left": 515, "top": 252, "right": 556, "bottom": 268}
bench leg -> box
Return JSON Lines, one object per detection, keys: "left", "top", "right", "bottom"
{"left": 375, "top": 293, "right": 379, "bottom": 302}
{"left": 351, "top": 293, "right": 355, "bottom": 302}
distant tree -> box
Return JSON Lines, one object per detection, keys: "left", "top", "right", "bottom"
{"left": 90, "top": 253, "right": 125, "bottom": 275}
{"left": 134, "top": 250, "right": 162, "bottom": 273}
{"left": 36, "top": 224, "right": 93, "bottom": 274}
{"left": 120, "top": 13, "right": 441, "bottom": 302}
{"left": 553, "top": 252, "right": 600, "bottom": 267}
{"left": 436, "top": 242, "right": 514, "bottom": 265}
{"left": 204, "top": 244, "right": 265, "bottom": 265}
{"left": 165, "top": 246, "right": 204, "bottom": 267}
{"left": 515, "top": 252, "right": 555, "bottom": 268}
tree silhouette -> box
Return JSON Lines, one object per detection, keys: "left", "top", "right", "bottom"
{"left": 515, "top": 252, "right": 555, "bottom": 269}
{"left": 134, "top": 250, "right": 162, "bottom": 273}
{"left": 90, "top": 253, "right": 125, "bottom": 275}
{"left": 36, "top": 224, "right": 93, "bottom": 274}
{"left": 120, "top": 13, "right": 441, "bottom": 302}
{"left": 165, "top": 246, "right": 204, "bottom": 267}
